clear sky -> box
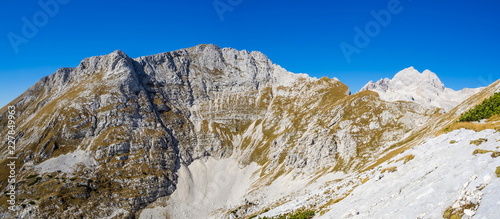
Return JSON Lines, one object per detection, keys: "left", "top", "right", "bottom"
{"left": 1, "top": 0, "right": 499, "bottom": 107}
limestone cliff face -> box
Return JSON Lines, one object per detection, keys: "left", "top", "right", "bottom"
{"left": 0, "top": 45, "right": 441, "bottom": 218}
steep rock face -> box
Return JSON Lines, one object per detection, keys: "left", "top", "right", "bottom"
{"left": 1, "top": 50, "right": 179, "bottom": 218}
{"left": 361, "top": 67, "right": 482, "bottom": 111}
{"left": 0, "top": 45, "right": 441, "bottom": 218}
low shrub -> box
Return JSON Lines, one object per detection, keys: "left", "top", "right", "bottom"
{"left": 459, "top": 92, "right": 500, "bottom": 122}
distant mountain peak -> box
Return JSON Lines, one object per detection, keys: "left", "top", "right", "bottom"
{"left": 390, "top": 67, "right": 444, "bottom": 90}
{"left": 361, "top": 67, "right": 482, "bottom": 111}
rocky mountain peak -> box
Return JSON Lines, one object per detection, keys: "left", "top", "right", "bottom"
{"left": 361, "top": 67, "right": 481, "bottom": 111}
{"left": 110, "top": 49, "right": 129, "bottom": 57}
{"left": 390, "top": 67, "right": 444, "bottom": 90}
{"left": 392, "top": 66, "right": 418, "bottom": 77}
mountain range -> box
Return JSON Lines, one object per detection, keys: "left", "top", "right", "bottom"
{"left": 0, "top": 44, "right": 499, "bottom": 219}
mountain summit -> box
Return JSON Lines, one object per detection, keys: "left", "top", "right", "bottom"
{"left": 361, "top": 67, "right": 482, "bottom": 111}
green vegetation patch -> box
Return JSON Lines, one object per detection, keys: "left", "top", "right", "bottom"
{"left": 259, "top": 208, "right": 315, "bottom": 219}
{"left": 443, "top": 202, "right": 479, "bottom": 219}
{"left": 491, "top": 151, "right": 500, "bottom": 158}
{"left": 473, "top": 149, "right": 500, "bottom": 158}
{"left": 472, "top": 149, "right": 493, "bottom": 155}
{"left": 26, "top": 174, "right": 39, "bottom": 179}
{"left": 28, "top": 177, "right": 42, "bottom": 186}
{"left": 470, "top": 138, "right": 488, "bottom": 146}
{"left": 496, "top": 166, "right": 500, "bottom": 177}
{"left": 459, "top": 92, "right": 500, "bottom": 122}
{"left": 443, "top": 207, "right": 462, "bottom": 219}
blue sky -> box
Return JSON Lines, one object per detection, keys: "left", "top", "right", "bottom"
{"left": 1, "top": 0, "right": 499, "bottom": 107}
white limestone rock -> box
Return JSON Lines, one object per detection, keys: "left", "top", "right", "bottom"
{"left": 361, "top": 67, "right": 483, "bottom": 111}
